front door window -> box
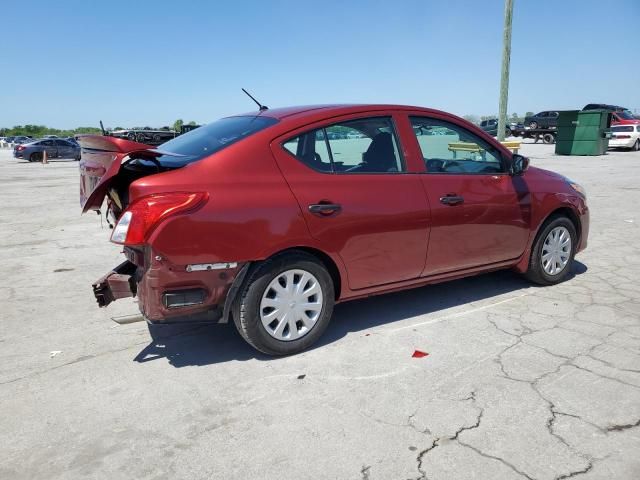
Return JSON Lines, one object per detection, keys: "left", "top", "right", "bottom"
{"left": 410, "top": 117, "right": 505, "bottom": 174}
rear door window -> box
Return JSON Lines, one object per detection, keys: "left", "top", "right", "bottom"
{"left": 282, "top": 117, "right": 404, "bottom": 174}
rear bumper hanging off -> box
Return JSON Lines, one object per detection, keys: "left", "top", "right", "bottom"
{"left": 92, "top": 260, "right": 137, "bottom": 307}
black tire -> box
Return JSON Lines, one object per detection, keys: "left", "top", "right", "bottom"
{"left": 233, "top": 251, "right": 335, "bottom": 356}
{"left": 152, "top": 134, "right": 161, "bottom": 143}
{"left": 542, "top": 133, "right": 555, "bottom": 144}
{"left": 505, "top": 128, "right": 512, "bottom": 137}
{"left": 632, "top": 139, "right": 640, "bottom": 151}
{"left": 29, "top": 152, "right": 42, "bottom": 162}
{"left": 525, "top": 216, "right": 577, "bottom": 286}
{"left": 127, "top": 132, "right": 136, "bottom": 141}
{"left": 529, "top": 121, "right": 538, "bottom": 130}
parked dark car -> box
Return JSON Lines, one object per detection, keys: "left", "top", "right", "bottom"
{"left": 13, "top": 138, "right": 81, "bottom": 162}
{"left": 79, "top": 104, "right": 589, "bottom": 355}
{"left": 524, "top": 111, "right": 559, "bottom": 129}
{"left": 12, "top": 136, "right": 34, "bottom": 145}
{"left": 479, "top": 118, "right": 511, "bottom": 137}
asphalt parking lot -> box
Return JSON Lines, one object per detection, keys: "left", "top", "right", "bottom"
{"left": 1, "top": 143, "right": 639, "bottom": 480}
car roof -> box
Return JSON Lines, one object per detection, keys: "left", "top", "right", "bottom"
{"left": 583, "top": 103, "right": 625, "bottom": 111}
{"left": 229, "top": 104, "right": 461, "bottom": 126}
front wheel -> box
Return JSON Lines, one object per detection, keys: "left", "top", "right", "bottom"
{"left": 525, "top": 216, "right": 577, "bottom": 285}
{"left": 529, "top": 121, "right": 538, "bottom": 130}
{"left": 233, "top": 252, "right": 335, "bottom": 355}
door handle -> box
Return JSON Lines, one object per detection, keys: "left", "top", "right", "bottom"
{"left": 439, "top": 194, "right": 464, "bottom": 206}
{"left": 308, "top": 203, "right": 342, "bottom": 216}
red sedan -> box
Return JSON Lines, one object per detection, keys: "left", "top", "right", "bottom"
{"left": 80, "top": 104, "right": 589, "bottom": 355}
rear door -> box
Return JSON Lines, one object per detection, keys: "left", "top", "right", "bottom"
{"left": 548, "top": 111, "right": 559, "bottom": 127}
{"left": 271, "top": 113, "right": 430, "bottom": 290}
{"left": 406, "top": 114, "right": 530, "bottom": 275}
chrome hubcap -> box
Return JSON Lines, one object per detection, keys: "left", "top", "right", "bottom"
{"left": 541, "top": 226, "right": 571, "bottom": 275}
{"left": 260, "top": 269, "right": 323, "bottom": 341}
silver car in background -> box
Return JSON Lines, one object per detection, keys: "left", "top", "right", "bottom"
{"left": 13, "top": 138, "right": 81, "bottom": 162}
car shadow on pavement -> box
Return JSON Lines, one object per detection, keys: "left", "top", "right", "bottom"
{"left": 133, "top": 262, "right": 587, "bottom": 368}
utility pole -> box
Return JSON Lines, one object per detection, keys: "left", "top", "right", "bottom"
{"left": 497, "top": 0, "right": 514, "bottom": 142}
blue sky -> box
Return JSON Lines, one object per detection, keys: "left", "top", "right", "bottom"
{"left": 2, "top": 0, "right": 639, "bottom": 128}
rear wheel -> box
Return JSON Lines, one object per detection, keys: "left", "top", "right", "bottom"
{"left": 542, "top": 133, "right": 555, "bottom": 144}
{"left": 233, "top": 251, "right": 335, "bottom": 355}
{"left": 529, "top": 121, "right": 538, "bottom": 129}
{"left": 632, "top": 139, "right": 640, "bottom": 151}
{"left": 525, "top": 216, "right": 577, "bottom": 285}
{"left": 29, "top": 152, "right": 42, "bottom": 162}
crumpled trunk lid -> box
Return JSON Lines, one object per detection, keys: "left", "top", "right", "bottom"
{"left": 78, "top": 135, "right": 154, "bottom": 213}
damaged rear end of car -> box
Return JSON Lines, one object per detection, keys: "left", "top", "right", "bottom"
{"left": 79, "top": 115, "right": 279, "bottom": 325}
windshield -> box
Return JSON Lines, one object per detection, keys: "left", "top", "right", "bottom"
{"left": 150, "top": 115, "right": 278, "bottom": 167}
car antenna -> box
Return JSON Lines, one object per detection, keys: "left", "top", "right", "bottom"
{"left": 242, "top": 88, "right": 268, "bottom": 111}
{"left": 99, "top": 120, "right": 106, "bottom": 136}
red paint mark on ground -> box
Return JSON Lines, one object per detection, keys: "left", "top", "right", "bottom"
{"left": 412, "top": 350, "right": 429, "bottom": 358}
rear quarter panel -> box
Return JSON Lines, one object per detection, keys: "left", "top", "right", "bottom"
{"left": 131, "top": 132, "right": 327, "bottom": 268}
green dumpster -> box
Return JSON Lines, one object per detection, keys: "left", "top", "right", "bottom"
{"left": 555, "top": 109, "right": 611, "bottom": 155}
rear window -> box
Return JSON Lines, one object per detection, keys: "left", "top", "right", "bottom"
{"left": 611, "top": 126, "right": 634, "bottom": 132}
{"left": 617, "top": 111, "right": 636, "bottom": 120}
{"left": 151, "top": 115, "right": 278, "bottom": 167}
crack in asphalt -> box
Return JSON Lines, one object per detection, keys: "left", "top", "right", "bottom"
{"left": 0, "top": 341, "right": 149, "bottom": 386}
{"left": 455, "top": 439, "right": 536, "bottom": 480}
{"left": 554, "top": 463, "right": 594, "bottom": 479}
{"left": 487, "top": 317, "right": 606, "bottom": 479}
{"left": 606, "top": 418, "right": 640, "bottom": 432}
{"left": 407, "top": 391, "right": 533, "bottom": 480}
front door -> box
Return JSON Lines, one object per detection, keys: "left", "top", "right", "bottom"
{"left": 271, "top": 114, "right": 430, "bottom": 290}
{"left": 407, "top": 115, "right": 530, "bottom": 276}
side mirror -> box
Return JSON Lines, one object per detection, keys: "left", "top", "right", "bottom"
{"left": 510, "top": 154, "right": 529, "bottom": 176}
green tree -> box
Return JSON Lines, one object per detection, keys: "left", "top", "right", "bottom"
{"left": 187, "top": 121, "right": 197, "bottom": 126}
{"left": 525, "top": 111, "right": 534, "bottom": 118}
{"left": 173, "top": 119, "right": 184, "bottom": 132}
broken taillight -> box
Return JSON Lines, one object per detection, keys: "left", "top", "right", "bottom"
{"left": 110, "top": 192, "right": 208, "bottom": 245}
